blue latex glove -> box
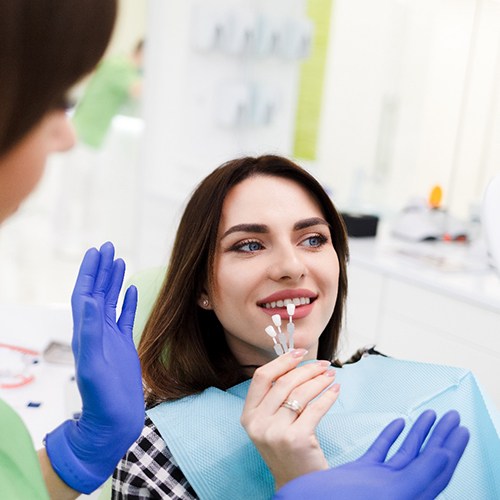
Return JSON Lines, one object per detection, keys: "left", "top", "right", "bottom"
{"left": 274, "top": 409, "right": 469, "bottom": 500}
{"left": 45, "top": 242, "right": 144, "bottom": 494}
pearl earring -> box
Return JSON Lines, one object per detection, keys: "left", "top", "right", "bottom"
{"left": 202, "top": 298, "right": 210, "bottom": 308}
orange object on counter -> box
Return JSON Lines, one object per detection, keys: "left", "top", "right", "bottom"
{"left": 429, "top": 185, "right": 443, "bottom": 209}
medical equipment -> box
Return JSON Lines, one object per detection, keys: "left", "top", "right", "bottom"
{"left": 264, "top": 326, "right": 285, "bottom": 356}
{"left": 0, "top": 343, "right": 39, "bottom": 389}
{"left": 482, "top": 173, "right": 500, "bottom": 275}
{"left": 264, "top": 304, "right": 295, "bottom": 355}
{"left": 286, "top": 303, "right": 295, "bottom": 350}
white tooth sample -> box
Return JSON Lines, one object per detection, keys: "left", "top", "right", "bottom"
{"left": 271, "top": 314, "right": 288, "bottom": 351}
{"left": 286, "top": 303, "right": 295, "bottom": 352}
{"left": 272, "top": 314, "right": 282, "bottom": 327}
{"left": 274, "top": 344, "right": 285, "bottom": 356}
{"left": 265, "top": 325, "right": 284, "bottom": 356}
{"left": 293, "top": 298, "right": 301, "bottom": 305}
{"left": 265, "top": 325, "right": 277, "bottom": 337}
{"left": 278, "top": 332, "right": 287, "bottom": 344}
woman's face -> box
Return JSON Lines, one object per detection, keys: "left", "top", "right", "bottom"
{"left": 0, "top": 110, "right": 75, "bottom": 223}
{"left": 210, "top": 174, "right": 340, "bottom": 366}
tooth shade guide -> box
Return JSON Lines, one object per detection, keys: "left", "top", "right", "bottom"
{"left": 274, "top": 344, "right": 285, "bottom": 356}
{"left": 265, "top": 301, "right": 298, "bottom": 356}
{"left": 287, "top": 302, "right": 295, "bottom": 352}
{"left": 265, "top": 325, "right": 277, "bottom": 337}
{"left": 265, "top": 325, "right": 285, "bottom": 355}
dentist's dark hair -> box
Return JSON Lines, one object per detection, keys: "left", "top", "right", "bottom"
{"left": 139, "top": 155, "right": 349, "bottom": 406}
{"left": 0, "top": 0, "right": 117, "bottom": 156}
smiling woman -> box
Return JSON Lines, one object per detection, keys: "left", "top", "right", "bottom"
{"left": 112, "top": 155, "right": 349, "bottom": 497}
{"left": 138, "top": 155, "right": 349, "bottom": 405}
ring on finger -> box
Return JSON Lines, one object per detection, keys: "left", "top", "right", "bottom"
{"left": 281, "top": 399, "right": 303, "bottom": 416}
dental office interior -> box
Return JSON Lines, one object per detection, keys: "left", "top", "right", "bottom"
{"left": 1, "top": 0, "right": 500, "bottom": 495}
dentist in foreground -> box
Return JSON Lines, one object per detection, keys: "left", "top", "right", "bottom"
{"left": 0, "top": 1, "right": 143, "bottom": 498}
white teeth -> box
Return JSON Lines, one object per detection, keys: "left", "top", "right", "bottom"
{"left": 262, "top": 297, "right": 312, "bottom": 309}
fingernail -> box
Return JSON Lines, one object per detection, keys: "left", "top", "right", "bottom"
{"left": 330, "top": 383, "right": 341, "bottom": 392}
{"left": 315, "top": 360, "right": 331, "bottom": 367}
{"left": 290, "top": 348, "right": 308, "bottom": 358}
{"left": 324, "top": 367, "right": 336, "bottom": 377}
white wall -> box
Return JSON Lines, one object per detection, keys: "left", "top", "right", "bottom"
{"left": 317, "top": 0, "right": 500, "bottom": 219}
{"left": 137, "top": 0, "right": 310, "bottom": 267}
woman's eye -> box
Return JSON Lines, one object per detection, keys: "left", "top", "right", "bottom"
{"left": 233, "top": 240, "right": 263, "bottom": 252}
{"left": 302, "top": 234, "right": 327, "bottom": 248}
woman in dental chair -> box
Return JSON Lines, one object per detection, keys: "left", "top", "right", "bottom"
{"left": 112, "top": 155, "right": 496, "bottom": 499}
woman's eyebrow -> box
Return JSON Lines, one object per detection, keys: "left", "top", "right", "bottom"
{"left": 221, "top": 217, "right": 329, "bottom": 239}
{"left": 221, "top": 223, "right": 269, "bottom": 239}
{"left": 294, "top": 217, "right": 330, "bottom": 230}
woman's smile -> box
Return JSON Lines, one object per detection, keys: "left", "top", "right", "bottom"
{"left": 258, "top": 288, "right": 317, "bottom": 319}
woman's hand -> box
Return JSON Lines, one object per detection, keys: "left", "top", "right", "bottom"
{"left": 241, "top": 349, "right": 340, "bottom": 489}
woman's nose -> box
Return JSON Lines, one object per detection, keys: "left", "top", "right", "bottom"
{"left": 268, "top": 245, "right": 306, "bottom": 282}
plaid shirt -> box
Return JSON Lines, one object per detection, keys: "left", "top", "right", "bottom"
{"left": 112, "top": 416, "right": 198, "bottom": 499}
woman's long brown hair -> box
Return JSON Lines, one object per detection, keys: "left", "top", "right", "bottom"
{"left": 139, "top": 155, "right": 349, "bottom": 406}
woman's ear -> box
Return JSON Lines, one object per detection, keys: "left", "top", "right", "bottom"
{"left": 198, "top": 293, "right": 212, "bottom": 310}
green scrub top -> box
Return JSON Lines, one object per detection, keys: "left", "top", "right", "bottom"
{"left": 0, "top": 399, "right": 49, "bottom": 499}
{"left": 72, "top": 55, "right": 141, "bottom": 149}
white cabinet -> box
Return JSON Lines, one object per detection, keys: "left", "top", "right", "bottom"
{"left": 343, "top": 238, "right": 500, "bottom": 409}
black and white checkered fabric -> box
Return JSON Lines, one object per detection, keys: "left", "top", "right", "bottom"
{"left": 112, "top": 416, "right": 198, "bottom": 499}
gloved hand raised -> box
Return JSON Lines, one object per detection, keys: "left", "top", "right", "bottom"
{"left": 45, "top": 242, "right": 144, "bottom": 494}
{"left": 274, "top": 409, "right": 469, "bottom": 500}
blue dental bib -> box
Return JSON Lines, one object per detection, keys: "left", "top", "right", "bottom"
{"left": 147, "top": 356, "right": 500, "bottom": 500}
